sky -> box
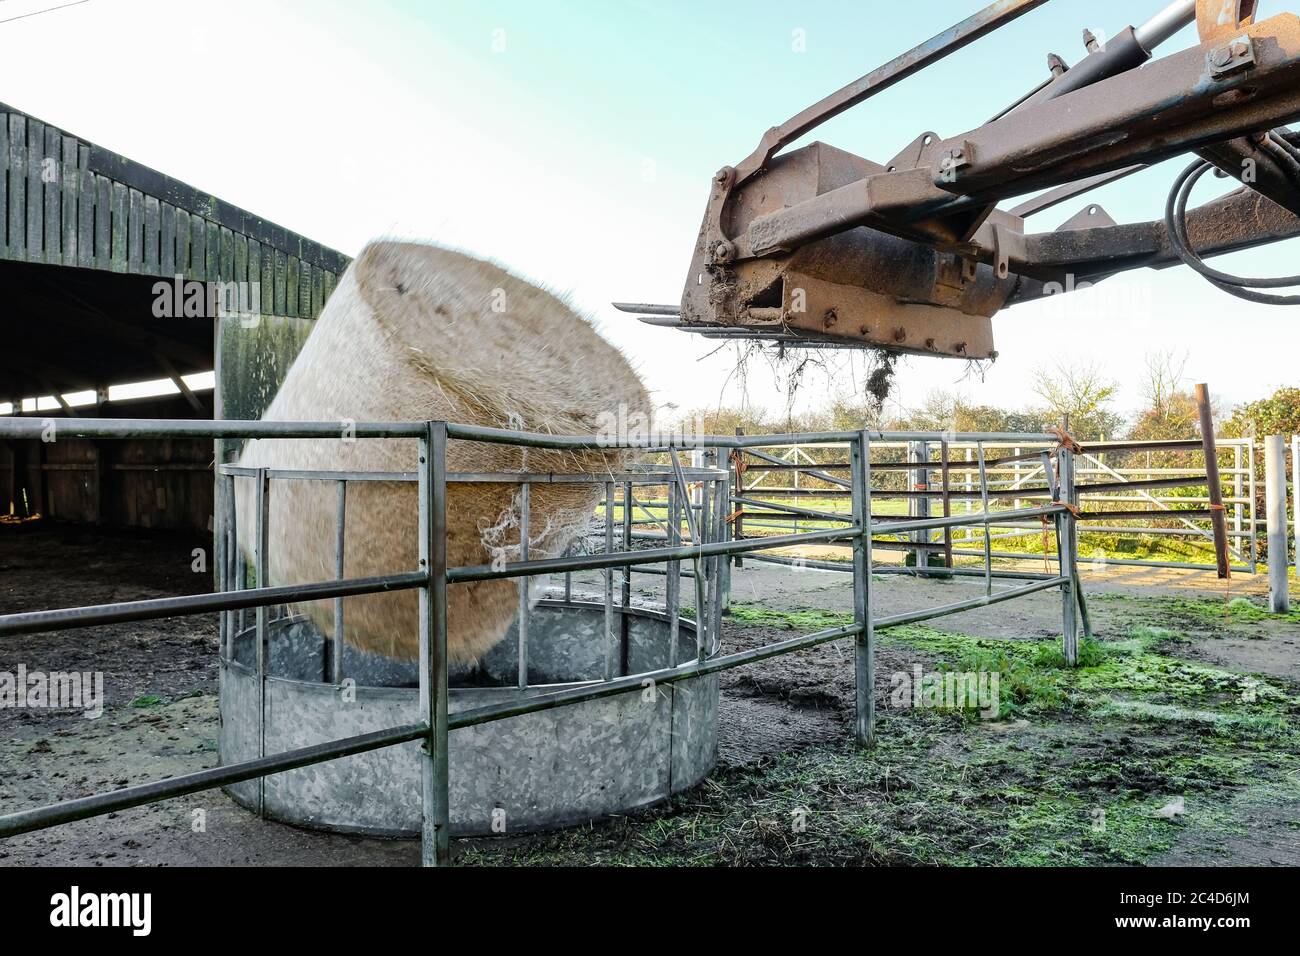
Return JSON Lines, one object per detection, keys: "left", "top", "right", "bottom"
{"left": 2, "top": 0, "right": 1297, "bottom": 421}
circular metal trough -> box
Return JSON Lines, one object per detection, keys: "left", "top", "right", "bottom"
{"left": 219, "top": 596, "right": 719, "bottom": 836}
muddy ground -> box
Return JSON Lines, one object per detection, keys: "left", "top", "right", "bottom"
{"left": 1, "top": 524, "right": 1297, "bottom": 866}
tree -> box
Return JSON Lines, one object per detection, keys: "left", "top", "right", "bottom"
{"left": 822, "top": 393, "right": 884, "bottom": 432}
{"left": 671, "top": 406, "right": 773, "bottom": 437}
{"left": 1128, "top": 351, "right": 1199, "bottom": 441}
{"left": 1030, "top": 359, "right": 1122, "bottom": 439}
{"left": 1224, "top": 386, "right": 1300, "bottom": 439}
{"left": 904, "top": 389, "right": 1017, "bottom": 434}
{"left": 1140, "top": 351, "right": 1188, "bottom": 419}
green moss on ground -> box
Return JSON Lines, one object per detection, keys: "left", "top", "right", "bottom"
{"left": 458, "top": 600, "right": 1299, "bottom": 867}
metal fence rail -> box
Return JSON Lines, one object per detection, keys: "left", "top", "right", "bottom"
{"left": 729, "top": 433, "right": 1256, "bottom": 575}
{"left": 0, "top": 418, "right": 1080, "bottom": 866}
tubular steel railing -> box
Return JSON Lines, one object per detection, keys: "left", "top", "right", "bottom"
{"left": 730, "top": 434, "right": 1256, "bottom": 575}
{"left": 0, "top": 418, "right": 1080, "bottom": 866}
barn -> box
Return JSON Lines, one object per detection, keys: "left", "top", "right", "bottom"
{"left": 0, "top": 101, "right": 348, "bottom": 532}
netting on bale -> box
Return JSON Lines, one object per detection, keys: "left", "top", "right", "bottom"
{"left": 236, "top": 241, "right": 650, "bottom": 664}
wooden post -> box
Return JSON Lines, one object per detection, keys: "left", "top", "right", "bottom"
{"left": 1195, "top": 384, "right": 1231, "bottom": 579}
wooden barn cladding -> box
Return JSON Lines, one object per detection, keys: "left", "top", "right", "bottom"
{"left": 1, "top": 102, "right": 351, "bottom": 534}
{"left": 0, "top": 392, "right": 217, "bottom": 532}
{"left": 0, "top": 103, "right": 349, "bottom": 319}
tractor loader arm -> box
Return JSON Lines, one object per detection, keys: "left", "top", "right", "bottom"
{"left": 618, "top": 0, "right": 1300, "bottom": 359}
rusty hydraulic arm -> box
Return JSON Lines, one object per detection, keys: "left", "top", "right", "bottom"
{"left": 618, "top": 0, "right": 1300, "bottom": 359}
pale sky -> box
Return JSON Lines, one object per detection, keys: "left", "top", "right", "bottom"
{"left": 2, "top": 0, "right": 1296, "bottom": 421}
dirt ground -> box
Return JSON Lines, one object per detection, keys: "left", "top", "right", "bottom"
{"left": 1, "top": 523, "right": 1297, "bottom": 866}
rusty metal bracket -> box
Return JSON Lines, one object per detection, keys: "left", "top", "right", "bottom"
{"left": 990, "top": 224, "right": 1011, "bottom": 280}
{"left": 886, "top": 131, "right": 943, "bottom": 173}
{"left": 1197, "top": 0, "right": 1258, "bottom": 44}
{"left": 1057, "top": 203, "right": 1117, "bottom": 231}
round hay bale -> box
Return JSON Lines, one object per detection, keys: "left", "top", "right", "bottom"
{"left": 235, "top": 241, "right": 649, "bottom": 664}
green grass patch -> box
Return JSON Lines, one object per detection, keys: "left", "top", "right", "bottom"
{"left": 726, "top": 603, "right": 852, "bottom": 632}
{"left": 1131, "top": 595, "right": 1300, "bottom": 630}
{"left": 458, "top": 596, "right": 1299, "bottom": 866}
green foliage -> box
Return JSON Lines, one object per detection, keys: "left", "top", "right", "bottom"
{"left": 1128, "top": 390, "right": 1200, "bottom": 442}
{"left": 1030, "top": 360, "right": 1123, "bottom": 440}
{"left": 1224, "top": 386, "right": 1300, "bottom": 439}
{"left": 944, "top": 644, "right": 1068, "bottom": 717}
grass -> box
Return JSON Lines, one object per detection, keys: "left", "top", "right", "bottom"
{"left": 459, "top": 598, "right": 1299, "bottom": 866}
{"left": 1179, "top": 595, "right": 1300, "bottom": 625}
{"left": 725, "top": 603, "right": 852, "bottom": 632}
{"left": 1095, "top": 594, "right": 1300, "bottom": 636}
